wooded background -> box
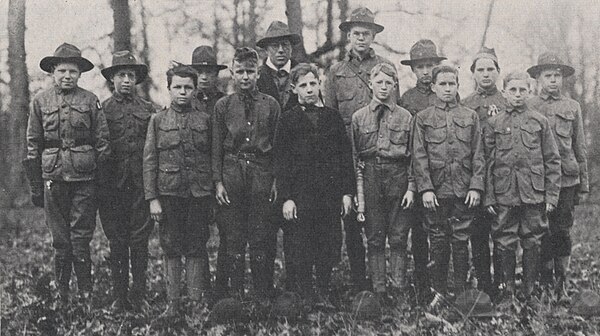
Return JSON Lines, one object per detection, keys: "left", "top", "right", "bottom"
{"left": 1, "top": 0, "right": 599, "bottom": 229}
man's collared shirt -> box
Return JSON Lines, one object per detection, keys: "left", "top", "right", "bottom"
{"left": 484, "top": 104, "right": 561, "bottom": 207}
{"left": 411, "top": 98, "right": 485, "bottom": 199}
{"left": 193, "top": 88, "right": 225, "bottom": 116}
{"left": 527, "top": 90, "right": 588, "bottom": 192}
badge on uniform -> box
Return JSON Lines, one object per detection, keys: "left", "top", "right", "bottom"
{"left": 96, "top": 100, "right": 102, "bottom": 109}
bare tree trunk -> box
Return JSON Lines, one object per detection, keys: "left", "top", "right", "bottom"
{"left": 110, "top": 0, "right": 132, "bottom": 51}
{"left": 232, "top": 0, "right": 241, "bottom": 47}
{"left": 212, "top": 0, "right": 220, "bottom": 55}
{"left": 337, "top": 0, "right": 349, "bottom": 59}
{"left": 248, "top": 0, "right": 258, "bottom": 47}
{"left": 285, "top": 0, "right": 307, "bottom": 62}
{"left": 480, "top": 0, "right": 495, "bottom": 48}
{"left": 138, "top": 0, "right": 151, "bottom": 99}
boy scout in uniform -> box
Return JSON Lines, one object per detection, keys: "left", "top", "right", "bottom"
{"left": 462, "top": 47, "right": 508, "bottom": 298}
{"left": 212, "top": 48, "right": 279, "bottom": 300}
{"left": 143, "top": 65, "right": 213, "bottom": 315}
{"left": 274, "top": 63, "right": 354, "bottom": 301}
{"left": 351, "top": 64, "right": 415, "bottom": 304}
{"left": 484, "top": 72, "right": 561, "bottom": 300}
{"left": 98, "top": 51, "right": 154, "bottom": 312}
{"left": 411, "top": 65, "right": 485, "bottom": 297}
{"left": 399, "top": 39, "right": 446, "bottom": 303}
{"left": 527, "top": 53, "right": 588, "bottom": 301}
{"left": 323, "top": 6, "right": 397, "bottom": 292}
{"left": 24, "top": 43, "right": 110, "bottom": 304}
{"left": 188, "top": 45, "right": 229, "bottom": 298}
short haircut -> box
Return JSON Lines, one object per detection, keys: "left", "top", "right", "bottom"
{"left": 370, "top": 63, "right": 397, "bottom": 83}
{"left": 166, "top": 65, "right": 198, "bottom": 88}
{"left": 51, "top": 62, "right": 81, "bottom": 73}
{"left": 232, "top": 47, "right": 258, "bottom": 67}
{"left": 290, "top": 63, "right": 319, "bottom": 84}
{"left": 503, "top": 71, "right": 531, "bottom": 89}
{"left": 470, "top": 58, "right": 500, "bottom": 73}
{"left": 432, "top": 65, "right": 459, "bottom": 84}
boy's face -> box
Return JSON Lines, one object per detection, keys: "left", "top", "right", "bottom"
{"left": 473, "top": 58, "right": 499, "bottom": 89}
{"left": 369, "top": 71, "right": 395, "bottom": 102}
{"left": 538, "top": 69, "right": 563, "bottom": 94}
{"left": 411, "top": 60, "right": 436, "bottom": 84}
{"left": 231, "top": 60, "right": 258, "bottom": 91}
{"left": 292, "top": 72, "right": 320, "bottom": 105}
{"left": 431, "top": 72, "right": 458, "bottom": 102}
{"left": 196, "top": 68, "right": 219, "bottom": 91}
{"left": 112, "top": 68, "right": 137, "bottom": 95}
{"left": 52, "top": 62, "right": 81, "bottom": 90}
{"left": 168, "top": 75, "right": 196, "bottom": 106}
{"left": 347, "top": 25, "right": 375, "bottom": 55}
{"left": 503, "top": 79, "right": 530, "bottom": 108}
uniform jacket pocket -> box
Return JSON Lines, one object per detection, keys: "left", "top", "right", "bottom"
{"left": 454, "top": 117, "right": 473, "bottom": 142}
{"left": 42, "top": 106, "right": 60, "bottom": 131}
{"left": 493, "top": 166, "right": 511, "bottom": 194}
{"left": 389, "top": 123, "right": 410, "bottom": 145}
{"left": 530, "top": 164, "right": 545, "bottom": 192}
{"left": 71, "top": 145, "right": 97, "bottom": 173}
{"left": 41, "top": 147, "right": 60, "bottom": 173}
{"left": 158, "top": 164, "right": 182, "bottom": 192}
{"left": 70, "top": 105, "right": 92, "bottom": 129}
{"left": 554, "top": 109, "right": 574, "bottom": 138}
{"left": 521, "top": 122, "right": 542, "bottom": 149}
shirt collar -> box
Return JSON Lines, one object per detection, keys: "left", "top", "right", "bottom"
{"left": 239, "top": 89, "right": 259, "bottom": 100}
{"left": 266, "top": 58, "right": 291, "bottom": 73}
{"left": 170, "top": 101, "right": 192, "bottom": 113}
{"left": 434, "top": 97, "right": 457, "bottom": 109}
{"left": 507, "top": 104, "right": 527, "bottom": 113}
{"left": 54, "top": 83, "right": 77, "bottom": 96}
{"left": 369, "top": 98, "right": 395, "bottom": 112}
{"left": 346, "top": 48, "right": 376, "bottom": 62}
{"left": 113, "top": 90, "right": 134, "bottom": 102}
{"left": 416, "top": 79, "right": 432, "bottom": 94}
{"left": 540, "top": 89, "right": 563, "bottom": 101}
{"left": 476, "top": 85, "right": 498, "bottom": 96}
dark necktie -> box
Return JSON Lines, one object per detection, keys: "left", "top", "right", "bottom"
{"left": 376, "top": 104, "right": 386, "bottom": 125}
{"left": 242, "top": 92, "right": 255, "bottom": 121}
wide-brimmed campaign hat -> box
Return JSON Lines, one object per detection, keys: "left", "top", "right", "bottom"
{"left": 40, "top": 43, "right": 94, "bottom": 73}
{"left": 527, "top": 52, "right": 575, "bottom": 78}
{"left": 339, "top": 7, "right": 384, "bottom": 33}
{"left": 101, "top": 50, "right": 148, "bottom": 83}
{"left": 190, "top": 45, "right": 227, "bottom": 71}
{"left": 470, "top": 46, "right": 498, "bottom": 72}
{"left": 256, "top": 21, "right": 302, "bottom": 49}
{"left": 401, "top": 39, "right": 446, "bottom": 66}
{"left": 454, "top": 289, "right": 497, "bottom": 318}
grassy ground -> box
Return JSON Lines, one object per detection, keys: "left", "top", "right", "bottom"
{"left": 1, "top": 204, "right": 599, "bottom": 335}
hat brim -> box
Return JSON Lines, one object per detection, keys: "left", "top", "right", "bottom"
{"left": 256, "top": 34, "right": 302, "bottom": 48}
{"left": 339, "top": 21, "right": 384, "bottom": 34}
{"left": 40, "top": 56, "right": 94, "bottom": 73}
{"left": 527, "top": 64, "right": 575, "bottom": 78}
{"left": 101, "top": 64, "right": 149, "bottom": 84}
{"left": 400, "top": 56, "right": 447, "bottom": 66}
{"left": 190, "top": 63, "right": 228, "bottom": 71}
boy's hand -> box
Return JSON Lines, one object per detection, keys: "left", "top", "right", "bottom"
{"left": 341, "top": 195, "right": 353, "bottom": 217}
{"left": 283, "top": 200, "right": 297, "bottom": 220}
{"left": 401, "top": 190, "right": 415, "bottom": 210}
{"left": 150, "top": 199, "right": 163, "bottom": 222}
{"left": 464, "top": 190, "right": 481, "bottom": 208}
{"left": 545, "top": 203, "right": 556, "bottom": 213}
{"left": 486, "top": 205, "right": 497, "bottom": 216}
{"left": 216, "top": 182, "right": 230, "bottom": 205}
{"left": 422, "top": 191, "right": 439, "bottom": 210}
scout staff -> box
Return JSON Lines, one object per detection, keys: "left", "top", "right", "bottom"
{"left": 351, "top": 63, "right": 415, "bottom": 305}
{"left": 399, "top": 39, "right": 446, "bottom": 304}
{"left": 323, "top": 6, "right": 396, "bottom": 292}
{"left": 527, "top": 53, "right": 589, "bottom": 301}
{"left": 143, "top": 65, "right": 213, "bottom": 316}
{"left": 212, "top": 48, "right": 280, "bottom": 301}
{"left": 274, "top": 63, "right": 354, "bottom": 303}
{"left": 98, "top": 51, "right": 154, "bottom": 312}
{"left": 411, "top": 65, "right": 485, "bottom": 297}
{"left": 484, "top": 72, "right": 561, "bottom": 301}
{"left": 24, "top": 43, "right": 110, "bottom": 305}
{"left": 462, "top": 47, "right": 508, "bottom": 298}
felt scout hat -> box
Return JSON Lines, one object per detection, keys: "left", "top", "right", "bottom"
{"left": 571, "top": 290, "right": 600, "bottom": 317}
{"left": 401, "top": 39, "right": 447, "bottom": 66}
{"left": 454, "top": 289, "right": 497, "bottom": 318}
{"left": 101, "top": 50, "right": 148, "bottom": 84}
{"left": 40, "top": 43, "right": 94, "bottom": 73}
{"left": 339, "top": 7, "right": 384, "bottom": 34}
{"left": 190, "top": 45, "right": 227, "bottom": 71}
{"left": 470, "top": 46, "right": 499, "bottom": 72}
{"left": 256, "top": 21, "right": 302, "bottom": 49}
{"left": 527, "top": 52, "right": 575, "bottom": 78}
{"left": 351, "top": 291, "right": 382, "bottom": 320}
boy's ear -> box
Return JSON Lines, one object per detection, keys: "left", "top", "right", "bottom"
{"left": 368, "top": 79, "right": 373, "bottom": 91}
{"left": 290, "top": 83, "right": 297, "bottom": 94}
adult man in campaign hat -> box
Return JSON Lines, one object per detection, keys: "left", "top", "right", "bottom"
{"left": 24, "top": 43, "right": 110, "bottom": 305}
{"left": 527, "top": 52, "right": 588, "bottom": 302}
{"left": 98, "top": 50, "right": 154, "bottom": 312}
{"left": 323, "top": 6, "right": 397, "bottom": 293}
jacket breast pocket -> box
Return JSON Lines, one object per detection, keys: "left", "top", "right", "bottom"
{"left": 335, "top": 72, "right": 358, "bottom": 102}
{"left": 424, "top": 122, "right": 447, "bottom": 144}
{"left": 521, "top": 123, "right": 542, "bottom": 149}
{"left": 530, "top": 164, "right": 544, "bottom": 191}
{"left": 493, "top": 166, "right": 511, "bottom": 194}
{"left": 42, "top": 106, "right": 60, "bottom": 131}
{"left": 132, "top": 111, "right": 151, "bottom": 137}
{"left": 191, "top": 122, "right": 210, "bottom": 150}
{"left": 454, "top": 117, "right": 473, "bottom": 142}
{"left": 562, "top": 157, "right": 580, "bottom": 176}
{"left": 389, "top": 123, "right": 410, "bottom": 145}
{"left": 494, "top": 128, "right": 512, "bottom": 150}
{"left": 157, "top": 123, "right": 181, "bottom": 149}
{"left": 70, "top": 145, "right": 96, "bottom": 173}
{"left": 106, "top": 111, "right": 125, "bottom": 139}
{"left": 70, "top": 105, "right": 92, "bottom": 129}
{"left": 357, "top": 124, "right": 378, "bottom": 151}
{"left": 41, "top": 147, "right": 60, "bottom": 173}
{"left": 554, "top": 110, "right": 574, "bottom": 147}
{"left": 158, "top": 164, "right": 182, "bottom": 192}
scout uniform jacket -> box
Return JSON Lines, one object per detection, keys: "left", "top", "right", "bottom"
{"left": 462, "top": 86, "right": 508, "bottom": 128}
{"left": 528, "top": 91, "right": 588, "bottom": 192}
{"left": 193, "top": 88, "right": 225, "bottom": 116}
{"left": 411, "top": 98, "right": 485, "bottom": 198}
{"left": 483, "top": 105, "right": 561, "bottom": 207}
{"left": 400, "top": 81, "right": 436, "bottom": 116}
{"left": 102, "top": 92, "right": 154, "bottom": 188}
{"left": 26, "top": 85, "right": 110, "bottom": 182}
{"left": 143, "top": 103, "right": 212, "bottom": 200}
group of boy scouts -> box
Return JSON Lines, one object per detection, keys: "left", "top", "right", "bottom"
{"left": 24, "top": 6, "right": 588, "bottom": 318}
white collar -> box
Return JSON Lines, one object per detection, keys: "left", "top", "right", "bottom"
{"left": 266, "top": 58, "right": 291, "bottom": 73}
